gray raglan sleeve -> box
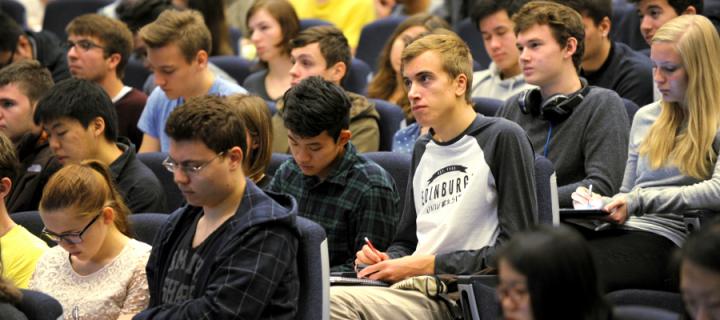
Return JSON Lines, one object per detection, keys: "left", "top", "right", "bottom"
{"left": 434, "top": 120, "right": 538, "bottom": 274}
{"left": 625, "top": 133, "right": 720, "bottom": 215}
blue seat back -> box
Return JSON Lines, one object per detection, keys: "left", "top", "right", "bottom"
{"left": 42, "top": 0, "right": 114, "bottom": 39}
{"left": 341, "top": 58, "right": 371, "bottom": 95}
{"left": 209, "top": 56, "right": 254, "bottom": 85}
{"left": 137, "top": 152, "right": 184, "bottom": 213}
{"left": 455, "top": 18, "right": 491, "bottom": 70}
{"left": 356, "top": 16, "right": 405, "bottom": 71}
{"left": 364, "top": 152, "right": 411, "bottom": 215}
{"left": 369, "top": 99, "right": 403, "bottom": 152}
{"left": 296, "top": 216, "right": 329, "bottom": 320}
{"left": 129, "top": 213, "right": 169, "bottom": 245}
{"left": 472, "top": 97, "right": 503, "bottom": 117}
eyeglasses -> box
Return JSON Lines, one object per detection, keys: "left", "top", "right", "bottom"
{"left": 496, "top": 280, "right": 529, "bottom": 302}
{"left": 42, "top": 212, "right": 102, "bottom": 244}
{"left": 162, "top": 151, "right": 226, "bottom": 176}
{"left": 0, "top": 46, "right": 16, "bottom": 69}
{"left": 64, "top": 39, "right": 105, "bottom": 52}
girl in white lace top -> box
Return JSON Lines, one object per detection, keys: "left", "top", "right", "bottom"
{"left": 28, "top": 161, "right": 151, "bottom": 320}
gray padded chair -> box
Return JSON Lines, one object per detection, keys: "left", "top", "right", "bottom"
{"left": 296, "top": 216, "right": 330, "bottom": 320}
{"left": 129, "top": 213, "right": 169, "bottom": 245}
{"left": 364, "top": 152, "right": 411, "bottom": 215}
{"left": 18, "top": 289, "right": 64, "bottom": 320}
{"left": 534, "top": 155, "right": 559, "bottom": 225}
{"left": 136, "top": 152, "right": 184, "bottom": 213}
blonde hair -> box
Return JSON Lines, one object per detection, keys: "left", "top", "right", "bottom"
{"left": 139, "top": 9, "right": 211, "bottom": 62}
{"left": 39, "top": 160, "right": 132, "bottom": 236}
{"left": 400, "top": 33, "right": 474, "bottom": 103}
{"left": 641, "top": 15, "right": 720, "bottom": 178}
{"left": 225, "top": 94, "right": 273, "bottom": 183}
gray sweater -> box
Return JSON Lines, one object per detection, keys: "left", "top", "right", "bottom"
{"left": 619, "top": 102, "right": 720, "bottom": 245}
{"left": 497, "top": 86, "right": 630, "bottom": 207}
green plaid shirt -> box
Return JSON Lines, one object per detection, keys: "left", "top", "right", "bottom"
{"left": 268, "top": 143, "right": 400, "bottom": 272}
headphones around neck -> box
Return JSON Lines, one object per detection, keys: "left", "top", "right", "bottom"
{"left": 518, "top": 79, "right": 591, "bottom": 124}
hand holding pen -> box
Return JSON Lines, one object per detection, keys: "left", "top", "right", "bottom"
{"left": 355, "top": 237, "right": 389, "bottom": 270}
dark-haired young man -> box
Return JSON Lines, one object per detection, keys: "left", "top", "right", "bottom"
{"left": 496, "top": 1, "right": 630, "bottom": 208}
{"left": 0, "top": 60, "right": 60, "bottom": 213}
{"left": 271, "top": 25, "right": 380, "bottom": 153}
{"left": 470, "top": 0, "right": 536, "bottom": 100}
{"left": 34, "top": 78, "right": 164, "bottom": 213}
{"left": 631, "top": 0, "right": 701, "bottom": 46}
{"left": 66, "top": 14, "right": 147, "bottom": 148}
{"left": 0, "top": 12, "right": 70, "bottom": 82}
{"left": 331, "top": 33, "right": 537, "bottom": 319}
{"left": 557, "top": 0, "right": 654, "bottom": 107}
{"left": 135, "top": 95, "right": 299, "bottom": 319}
{"left": 268, "top": 76, "right": 398, "bottom": 272}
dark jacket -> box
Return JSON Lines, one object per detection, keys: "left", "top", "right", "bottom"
{"left": 7, "top": 133, "right": 60, "bottom": 213}
{"left": 134, "top": 181, "right": 300, "bottom": 320}
{"left": 26, "top": 31, "right": 70, "bottom": 83}
{"left": 110, "top": 138, "right": 166, "bottom": 213}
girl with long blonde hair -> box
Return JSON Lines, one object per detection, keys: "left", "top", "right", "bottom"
{"left": 572, "top": 14, "right": 720, "bottom": 292}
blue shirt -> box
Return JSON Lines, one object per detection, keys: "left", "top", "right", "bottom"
{"left": 138, "top": 77, "right": 246, "bottom": 151}
{"left": 392, "top": 122, "right": 421, "bottom": 154}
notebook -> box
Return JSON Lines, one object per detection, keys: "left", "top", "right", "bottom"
{"left": 329, "top": 272, "right": 389, "bottom": 287}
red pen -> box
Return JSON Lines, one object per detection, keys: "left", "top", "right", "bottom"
{"left": 364, "top": 237, "right": 381, "bottom": 255}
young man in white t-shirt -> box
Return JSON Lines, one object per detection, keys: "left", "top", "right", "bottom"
{"left": 330, "top": 33, "right": 538, "bottom": 319}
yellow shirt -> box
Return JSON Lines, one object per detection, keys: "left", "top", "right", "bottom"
{"left": 1, "top": 225, "right": 48, "bottom": 288}
{"left": 290, "top": 0, "right": 375, "bottom": 49}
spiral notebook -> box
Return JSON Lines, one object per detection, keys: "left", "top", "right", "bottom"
{"left": 329, "top": 272, "right": 389, "bottom": 287}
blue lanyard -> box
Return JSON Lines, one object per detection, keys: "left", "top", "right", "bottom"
{"left": 543, "top": 124, "right": 553, "bottom": 157}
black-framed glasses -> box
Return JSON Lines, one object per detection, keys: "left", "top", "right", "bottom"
{"left": 0, "top": 46, "right": 16, "bottom": 69}
{"left": 162, "top": 151, "right": 226, "bottom": 176}
{"left": 64, "top": 39, "right": 105, "bottom": 52}
{"left": 42, "top": 213, "right": 102, "bottom": 244}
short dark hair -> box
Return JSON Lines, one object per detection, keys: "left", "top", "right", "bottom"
{"left": 629, "top": 0, "right": 703, "bottom": 15}
{"left": 513, "top": 1, "right": 585, "bottom": 71}
{"left": 681, "top": 221, "right": 720, "bottom": 273}
{"left": 0, "top": 12, "right": 24, "bottom": 53}
{"left": 165, "top": 95, "right": 247, "bottom": 154}
{"left": 557, "top": 0, "right": 612, "bottom": 25}
{"left": 0, "top": 133, "right": 20, "bottom": 183}
{"left": 66, "top": 14, "right": 134, "bottom": 79}
{"left": 281, "top": 76, "right": 350, "bottom": 140}
{"left": 498, "top": 225, "right": 611, "bottom": 320}
{"left": 34, "top": 79, "right": 119, "bottom": 142}
{"left": 471, "top": 0, "right": 526, "bottom": 29}
{"left": 0, "top": 60, "right": 54, "bottom": 105}
{"left": 290, "top": 25, "right": 351, "bottom": 78}
{"left": 116, "top": 0, "right": 175, "bottom": 33}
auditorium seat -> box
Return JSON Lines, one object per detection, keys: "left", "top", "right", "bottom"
{"left": 296, "top": 216, "right": 330, "bottom": 320}
{"left": 129, "top": 213, "right": 169, "bottom": 245}
{"left": 209, "top": 56, "right": 254, "bottom": 85}
{"left": 369, "top": 98, "right": 404, "bottom": 151}
{"left": 364, "top": 151, "right": 411, "bottom": 214}
{"left": 136, "top": 152, "right": 184, "bottom": 213}
{"left": 341, "top": 58, "right": 372, "bottom": 96}
{"left": 356, "top": 16, "right": 405, "bottom": 71}
{"left": 454, "top": 18, "right": 491, "bottom": 69}
{"left": 42, "top": 0, "right": 114, "bottom": 40}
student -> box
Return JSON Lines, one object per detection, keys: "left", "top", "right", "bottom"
{"left": 244, "top": 0, "right": 300, "bottom": 101}
{"left": 497, "top": 225, "right": 611, "bottom": 320}
{"left": 268, "top": 76, "right": 399, "bottom": 272}
{"left": 137, "top": 9, "right": 246, "bottom": 153}
{"left": 330, "top": 33, "right": 537, "bottom": 319}
{"left": 272, "top": 25, "right": 380, "bottom": 153}
{"left": 631, "top": 0, "right": 701, "bottom": 46}
{"left": 679, "top": 221, "right": 720, "bottom": 320}
{"left": 135, "top": 95, "right": 299, "bottom": 319}
{"left": 558, "top": 0, "right": 654, "bottom": 107}
{"left": 470, "top": 0, "right": 536, "bottom": 101}
{"left": 29, "top": 161, "right": 151, "bottom": 319}
{"left": 66, "top": 14, "right": 147, "bottom": 148}
{"left": 0, "top": 134, "right": 48, "bottom": 289}
{"left": 367, "top": 13, "right": 450, "bottom": 122}
{"left": 0, "top": 12, "right": 70, "bottom": 82}
{"left": 496, "top": 1, "right": 630, "bottom": 208}
{"left": 0, "top": 60, "right": 60, "bottom": 213}
{"left": 34, "top": 79, "right": 166, "bottom": 214}
{"left": 226, "top": 94, "right": 274, "bottom": 188}
{"left": 572, "top": 15, "right": 720, "bottom": 291}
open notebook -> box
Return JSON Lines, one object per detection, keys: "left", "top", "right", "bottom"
{"left": 329, "top": 272, "right": 389, "bottom": 287}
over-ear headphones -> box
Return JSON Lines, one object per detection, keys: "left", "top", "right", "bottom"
{"left": 518, "top": 79, "right": 591, "bottom": 123}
